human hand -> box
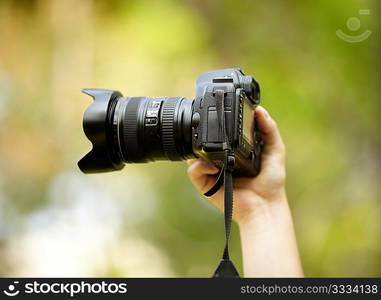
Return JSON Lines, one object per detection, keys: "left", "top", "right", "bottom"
{"left": 187, "top": 106, "right": 286, "bottom": 225}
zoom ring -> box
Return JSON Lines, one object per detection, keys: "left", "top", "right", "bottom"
{"left": 123, "top": 98, "right": 141, "bottom": 162}
{"left": 161, "top": 98, "right": 180, "bottom": 160}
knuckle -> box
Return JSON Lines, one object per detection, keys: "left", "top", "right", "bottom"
{"left": 187, "top": 165, "right": 195, "bottom": 177}
{"left": 269, "top": 117, "right": 278, "bottom": 128}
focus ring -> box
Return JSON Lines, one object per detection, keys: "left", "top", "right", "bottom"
{"left": 123, "top": 98, "right": 141, "bottom": 162}
{"left": 161, "top": 98, "right": 180, "bottom": 160}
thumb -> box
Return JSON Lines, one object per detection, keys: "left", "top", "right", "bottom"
{"left": 254, "top": 106, "right": 285, "bottom": 165}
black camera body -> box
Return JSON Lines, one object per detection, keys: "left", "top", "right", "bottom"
{"left": 192, "top": 69, "right": 261, "bottom": 176}
{"left": 78, "top": 68, "right": 261, "bottom": 177}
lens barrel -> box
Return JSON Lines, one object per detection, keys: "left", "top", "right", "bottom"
{"left": 78, "top": 89, "right": 194, "bottom": 173}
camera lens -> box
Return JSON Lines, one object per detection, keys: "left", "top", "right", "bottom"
{"left": 114, "top": 96, "right": 194, "bottom": 163}
{"left": 78, "top": 89, "right": 195, "bottom": 173}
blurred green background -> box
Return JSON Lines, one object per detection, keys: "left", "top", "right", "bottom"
{"left": 0, "top": 0, "right": 380, "bottom": 277}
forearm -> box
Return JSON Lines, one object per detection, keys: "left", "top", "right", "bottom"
{"left": 238, "top": 190, "right": 304, "bottom": 277}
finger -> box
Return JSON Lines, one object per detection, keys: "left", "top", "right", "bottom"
{"left": 255, "top": 106, "right": 285, "bottom": 155}
{"left": 186, "top": 158, "right": 198, "bottom": 166}
{"left": 187, "top": 160, "right": 219, "bottom": 192}
{"left": 187, "top": 160, "right": 219, "bottom": 180}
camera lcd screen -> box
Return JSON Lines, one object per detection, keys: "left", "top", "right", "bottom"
{"left": 242, "top": 100, "right": 253, "bottom": 144}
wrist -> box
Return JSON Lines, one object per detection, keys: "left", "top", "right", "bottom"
{"left": 237, "top": 188, "right": 289, "bottom": 228}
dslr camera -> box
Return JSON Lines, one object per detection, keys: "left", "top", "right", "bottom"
{"left": 78, "top": 68, "right": 262, "bottom": 177}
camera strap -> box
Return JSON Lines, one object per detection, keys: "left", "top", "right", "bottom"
{"left": 204, "top": 89, "right": 240, "bottom": 278}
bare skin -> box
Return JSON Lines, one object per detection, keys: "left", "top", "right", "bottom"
{"left": 187, "top": 106, "right": 304, "bottom": 277}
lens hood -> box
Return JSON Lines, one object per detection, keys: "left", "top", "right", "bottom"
{"left": 78, "top": 89, "right": 125, "bottom": 173}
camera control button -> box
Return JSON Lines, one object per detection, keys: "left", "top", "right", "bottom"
{"left": 192, "top": 112, "right": 200, "bottom": 128}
